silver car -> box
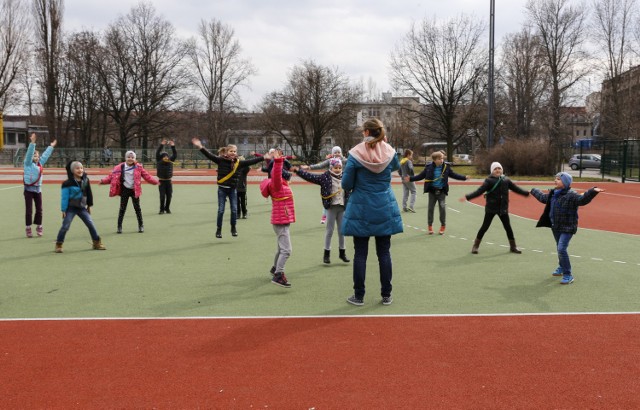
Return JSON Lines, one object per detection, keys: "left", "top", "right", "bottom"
{"left": 568, "top": 154, "right": 601, "bottom": 170}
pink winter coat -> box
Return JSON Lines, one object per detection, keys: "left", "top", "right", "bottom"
{"left": 260, "top": 157, "right": 295, "bottom": 225}
{"left": 100, "top": 162, "right": 159, "bottom": 198}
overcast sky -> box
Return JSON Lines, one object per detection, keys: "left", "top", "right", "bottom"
{"left": 64, "top": 0, "right": 531, "bottom": 110}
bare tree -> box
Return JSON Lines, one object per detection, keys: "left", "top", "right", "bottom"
{"left": 497, "top": 27, "right": 550, "bottom": 139}
{"left": 32, "top": 0, "right": 64, "bottom": 143}
{"left": 0, "top": 0, "right": 30, "bottom": 111}
{"left": 526, "top": 0, "right": 590, "bottom": 160}
{"left": 390, "top": 14, "right": 486, "bottom": 158}
{"left": 592, "top": 0, "right": 637, "bottom": 139}
{"left": 259, "top": 60, "right": 361, "bottom": 161}
{"left": 64, "top": 30, "right": 105, "bottom": 147}
{"left": 186, "top": 18, "right": 256, "bottom": 148}
{"left": 96, "top": 2, "right": 187, "bottom": 151}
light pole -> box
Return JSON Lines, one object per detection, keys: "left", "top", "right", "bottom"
{"left": 487, "top": 0, "right": 495, "bottom": 149}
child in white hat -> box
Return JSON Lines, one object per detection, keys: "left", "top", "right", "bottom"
{"left": 462, "top": 162, "right": 530, "bottom": 254}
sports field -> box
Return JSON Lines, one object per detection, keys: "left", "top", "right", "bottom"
{"left": 1, "top": 171, "right": 639, "bottom": 408}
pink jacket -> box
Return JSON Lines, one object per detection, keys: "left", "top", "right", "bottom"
{"left": 100, "top": 162, "right": 159, "bottom": 198}
{"left": 260, "top": 158, "right": 295, "bottom": 225}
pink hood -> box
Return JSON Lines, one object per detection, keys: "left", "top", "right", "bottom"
{"left": 348, "top": 138, "right": 397, "bottom": 173}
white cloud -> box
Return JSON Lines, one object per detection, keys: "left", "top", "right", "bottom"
{"left": 64, "top": 0, "right": 530, "bottom": 109}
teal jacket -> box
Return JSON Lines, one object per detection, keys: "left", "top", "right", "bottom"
{"left": 341, "top": 152, "right": 403, "bottom": 237}
{"left": 23, "top": 143, "right": 54, "bottom": 192}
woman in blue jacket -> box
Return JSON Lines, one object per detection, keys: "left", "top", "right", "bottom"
{"left": 342, "top": 118, "right": 403, "bottom": 306}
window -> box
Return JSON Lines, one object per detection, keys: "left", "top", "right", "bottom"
{"left": 5, "top": 132, "right": 17, "bottom": 145}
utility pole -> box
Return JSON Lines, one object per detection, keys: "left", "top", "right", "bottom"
{"left": 487, "top": 0, "right": 495, "bottom": 149}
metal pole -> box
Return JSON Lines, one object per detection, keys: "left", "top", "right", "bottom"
{"left": 487, "top": 0, "right": 495, "bottom": 149}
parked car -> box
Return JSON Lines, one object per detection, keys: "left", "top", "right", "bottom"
{"left": 568, "top": 154, "right": 601, "bottom": 170}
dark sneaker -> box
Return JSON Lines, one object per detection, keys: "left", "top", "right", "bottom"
{"left": 270, "top": 266, "right": 276, "bottom": 277}
{"left": 215, "top": 228, "right": 222, "bottom": 239}
{"left": 271, "top": 273, "right": 291, "bottom": 288}
{"left": 560, "top": 274, "right": 574, "bottom": 285}
{"left": 159, "top": 210, "right": 165, "bottom": 214}
{"left": 552, "top": 267, "right": 563, "bottom": 276}
{"left": 165, "top": 210, "right": 171, "bottom": 214}
{"left": 407, "top": 208, "right": 416, "bottom": 213}
{"left": 138, "top": 225, "right": 144, "bottom": 233}
{"left": 117, "top": 226, "right": 122, "bottom": 234}
{"left": 382, "top": 296, "right": 393, "bottom": 305}
{"left": 347, "top": 295, "right": 364, "bottom": 306}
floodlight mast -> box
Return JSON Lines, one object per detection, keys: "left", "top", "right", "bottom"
{"left": 487, "top": 0, "right": 495, "bottom": 149}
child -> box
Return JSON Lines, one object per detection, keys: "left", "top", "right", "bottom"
{"left": 191, "top": 138, "right": 264, "bottom": 238}
{"left": 292, "top": 157, "right": 350, "bottom": 264}
{"left": 304, "top": 146, "right": 346, "bottom": 224}
{"left": 530, "top": 172, "right": 604, "bottom": 284}
{"left": 342, "top": 118, "right": 403, "bottom": 306}
{"left": 23, "top": 133, "right": 57, "bottom": 237}
{"left": 406, "top": 150, "right": 468, "bottom": 235}
{"left": 462, "top": 162, "right": 529, "bottom": 254}
{"left": 100, "top": 151, "right": 159, "bottom": 233}
{"left": 399, "top": 149, "right": 417, "bottom": 213}
{"left": 260, "top": 150, "right": 296, "bottom": 288}
{"left": 156, "top": 139, "right": 177, "bottom": 214}
{"left": 55, "top": 161, "right": 106, "bottom": 253}
{"left": 235, "top": 155, "right": 251, "bottom": 219}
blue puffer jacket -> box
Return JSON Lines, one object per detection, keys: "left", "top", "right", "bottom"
{"left": 23, "top": 143, "right": 54, "bottom": 191}
{"left": 341, "top": 153, "right": 403, "bottom": 237}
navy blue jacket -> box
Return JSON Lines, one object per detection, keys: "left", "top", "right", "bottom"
{"left": 531, "top": 187, "right": 600, "bottom": 234}
{"left": 410, "top": 162, "right": 466, "bottom": 194}
{"left": 295, "top": 168, "right": 349, "bottom": 209}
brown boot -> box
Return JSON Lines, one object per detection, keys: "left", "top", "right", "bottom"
{"left": 471, "top": 238, "right": 481, "bottom": 254}
{"left": 509, "top": 239, "right": 521, "bottom": 254}
{"left": 92, "top": 239, "right": 106, "bottom": 250}
{"left": 55, "top": 242, "right": 63, "bottom": 253}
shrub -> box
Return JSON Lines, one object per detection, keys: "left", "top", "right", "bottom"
{"left": 474, "top": 139, "right": 555, "bottom": 176}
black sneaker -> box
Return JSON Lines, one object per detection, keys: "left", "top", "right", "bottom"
{"left": 271, "top": 273, "right": 291, "bottom": 288}
{"left": 270, "top": 266, "right": 276, "bottom": 277}
{"left": 215, "top": 228, "right": 222, "bottom": 239}
{"left": 347, "top": 295, "right": 364, "bottom": 306}
{"left": 138, "top": 225, "right": 144, "bottom": 233}
{"left": 165, "top": 210, "right": 171, "bottom": 214}
{"left": 382, "top": 296, "right": 393, "bottom": 305}
{"left": 231, "top": 227, "right": 238, "bottom": 237}
{"left": 159, "top": 210, "right": 165, "bottom": 214}
{"left": 117, "top": 226, "right": 122, "bottom": 234}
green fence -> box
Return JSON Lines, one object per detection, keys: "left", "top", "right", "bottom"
{"left": 571, "top": 139, "right": 639, "bottom": 183}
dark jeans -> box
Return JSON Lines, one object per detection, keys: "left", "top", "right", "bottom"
{"left": 476, "top": 212, "right": 515, "bottom": 240}
{"left": 237, "top": 191, "right": 248, "bottom": 217}
{"left": 56, "top": 206, "right": 100, "bottom": 243}
{"left": 217, "top": 186, "right": 237, "bottom": 228}
{"left": 159, "top": 180, "right": 173, "bottom": 212}
{"left": 552, "top": 230, "right": 574, "bottom": 275}
{"left": 24, "top": 190, "right": 43, "bottom": 226}
{"left": 352, "top": 235, "right": 392, "bottom": 299}
{"left": 119, "top": 187, "right": 143, "bottom": 227}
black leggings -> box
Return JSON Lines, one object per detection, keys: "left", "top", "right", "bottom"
{"left": 476, "top": 212, "right": 515, "bottom": 240}
{"left": 118, "top": 187, "right": 143, "bottom": 227}
{"left": 159, "top": 180, "right": 173, "bottom": 212}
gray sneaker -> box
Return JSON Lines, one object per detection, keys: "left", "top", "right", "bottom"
{"left": 382, "top": 296, "right": 393, "bottom": 305}
{"left": 347, "top": 295, "right": 364, "bottom": 306}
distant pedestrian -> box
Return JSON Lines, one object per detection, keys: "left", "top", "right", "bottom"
{"left": 530, "top": 172, "right": 604, "bottom": 285}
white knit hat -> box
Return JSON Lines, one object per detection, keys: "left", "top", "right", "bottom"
{"left": 125, "top": 150, "right": 136, "bottom": 160}
{"left": 490, "top": 162, "right": 502, "bottom": 173}
{"left": 331, "top": 146, "right": 342, "bottom": 155}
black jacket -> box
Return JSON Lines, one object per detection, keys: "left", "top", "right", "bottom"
{"left": 156, "top": 145, "right": 177, "bottom": 180}
{"left": 410, "top": 162, "right": 466, "bottom": 195}
{"left": 198, "top": 148, "right": 263, "bottom": 188}
{"left": 465, "top": 175, "right": 529, "bottom": 215}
